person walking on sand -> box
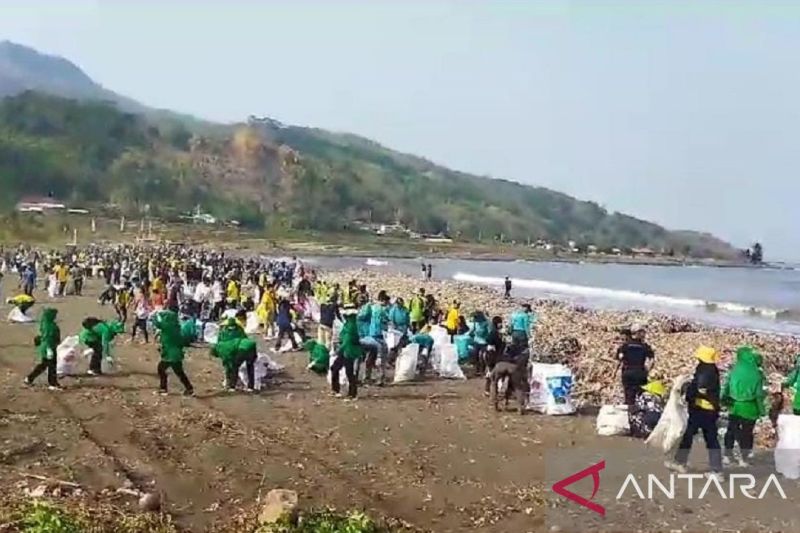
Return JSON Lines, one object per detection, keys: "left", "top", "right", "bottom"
{"left": 616, "top": 323, "right": 654, "bottom": 405}
{"left": 426, "top": 263, "right": 433, "bottom": 281}
{"left": 152, "top": 309, "right": 194, "bottom": 396}
{"left": 131, "top": 290, "right": 151, "bottom": 343}
{"left": 25, "top": 308, "right": 62, "bottom": 390}
{"left": 721, "top": 346, "right": 766, "bottom": 467}
{"left": 331, "top": 306, "right": 363, "bottom": 400}
{"left": 504, "top": 276, "right": 512, "bottom": 299}
{"left": 420, "top": 262, "right": 427, "bottom": 281}
{"left": 509, "top": 303, "right": 535, "bottom": 347}
{"left": 666, "top": 346, "right": 723, "bottom": 479}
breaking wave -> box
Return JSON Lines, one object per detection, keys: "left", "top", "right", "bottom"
{"left": 452, "top": 272, "right": 788, "bottom": 320}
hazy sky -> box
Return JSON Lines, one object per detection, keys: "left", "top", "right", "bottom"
{"left": 1, "top": 1, "right": 799, "bottom": 259}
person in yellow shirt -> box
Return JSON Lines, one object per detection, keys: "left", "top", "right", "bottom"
{"left": 445, "top": 300, "right": 461, "bottom": 342}
{"left": 256, "top": 286, "right": 276, "bottom": 338}
{"left": 54, "top": 262, "right": 69, "bottom": 296}
{"left": 226, "top": 278, "right": 240, "bottom": 309}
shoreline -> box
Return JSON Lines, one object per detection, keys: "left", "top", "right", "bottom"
{"left": 323, "top": 268, "right": 800, "bottom": 406}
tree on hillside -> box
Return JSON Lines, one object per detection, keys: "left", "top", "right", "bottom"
{"left": 750, "top": 242, "right": 764, "bottom": 264}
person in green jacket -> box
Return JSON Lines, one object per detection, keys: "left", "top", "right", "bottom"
{"left": 305, "top": 339, "right": 330, "bottom": 375}
{"left": 408, "top": 289, "right": 426, "bottom": 333}
{"left": 211, "top": 318, "right": 258, "bottom": 392}
{"left": 331, "top": 309, "right": 363, "bottom": 399}
{"left": 79, "top": 318, "right": 125, "bottom": 375}
{"left": 721, "top": 345, "right": 766, "bottom": 466}
{"left": 25, "top": 308, "right": 61, "bottom": 389}
{"left": 783, "top": 354, "right": 800, "bottom": 415}
{"left": 152, "top": 310, "right": 194, "bottom": 396}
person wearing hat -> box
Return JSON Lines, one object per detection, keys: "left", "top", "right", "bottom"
{"left": 628, "top": 380, "right": 666, "bottom": 438}
{"left": 721, "top": 346, "right": 766, "bottom": 467}
{"left": 616, "top": 323, "right": 655, "bottom": 405}
{"left": 667, "top": 346, "right": 723, "bottom": 477}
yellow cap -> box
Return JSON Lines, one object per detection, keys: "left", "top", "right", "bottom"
{"left": 641, "top": 380, "right": 666, "bottom": 397}
{"left": 694, "top": 346, "right": 719, "bottom": 364}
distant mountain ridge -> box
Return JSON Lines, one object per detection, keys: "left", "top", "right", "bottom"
{"left": 0, "top": 40, "right": 739, "bottom": 258}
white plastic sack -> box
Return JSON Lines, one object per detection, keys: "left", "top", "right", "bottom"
{"left": 646, "top": 375, "right": 690, "bottom": 453}
{"left": 202, "top": 322, "right": 220, "bottom": 345}
{"left": 436, "top": 344, "right": 466, "bottom": 380}
{"left": 56, "top": 336, "right": 81, "bottom": 376}
{"left": 596, "top": 404, "right": 630, "bottom": 436}
{"left": 221, "top": 308, "right": 238, "bottom": 320}
{"left": 394, "top": 343, "right": 419, "bottom": 383}
{"left": 528, "top": 363, "right": 575, "bottom": 415}
{"left": 429, "top": 325, "right": 450, "bottom": 347}
{"left": 307, "top": 298, "right": 320, "bottom": 323}
{"left": 8, "top": 307, "right": 34, "bottom": 323}
{"left": 385, "top": 328, "right": 403, "bottom": 351}
{"left": 775, "top": 414, "right": 800, "bottom": 479}
{"left": 47, "top": 275, "right": 58, "bottom": 298}
{"left": 245, "top": 311, "right": 260, "bottom": 334}
{"left": 238, "top": 354, "right": 269, "bottom": 391}
{"left": 331, "top": 319, "right": 343, "bottom": 347}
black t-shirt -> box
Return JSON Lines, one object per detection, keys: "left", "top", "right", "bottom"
{"left": 618, "top": 341, "right": 654, "bottom": 370}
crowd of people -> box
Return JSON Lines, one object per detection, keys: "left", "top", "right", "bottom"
{"left": 2, "top": 244, "right": 537, "bottom": 403}
{"left": 6, "top": 242, "right": 800, "bottom": 482}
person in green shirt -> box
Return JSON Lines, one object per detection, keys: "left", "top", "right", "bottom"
{"left": 408, "top": 289, "right": 426, "bottom": 333}
{"left": 331, "top": 308, "right": 363, "bottom": 399}
{"left": 211, "top": 318, "right": 257, "bottom": 392}
{"left": 25, "top": 308, "right": 61, "bottom": 389}
{"left": 305, "top": 339, "right": 330, "bottom": 375}
{"left": 783, "top": 354, "right": 800, "bottom": 416}
{"left": 721, "top": 345, "right": 766, "bottom": 466}
{"left": 79, "top": 318, "right": 125, "bottom": 375}
{"left": 152, "top": 309, "right": 194, "bottom": 396}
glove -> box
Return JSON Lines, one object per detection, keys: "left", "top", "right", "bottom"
{"left": 46, "top": 348, "right": 54, "bottom": 359}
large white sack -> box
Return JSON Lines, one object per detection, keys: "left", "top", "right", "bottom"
{"left": 437, "top": 344, "right": 466, "bottom": 380}
{"left": 8, "top": 307, "right": 34, "bottom": 323}
{"left": 596, "top": 404, "right": 630, "bottom": 436}
{"left": 528, "top": 363, "right": 576, "bottom": 415}
{"left": 429, "top": 325, "right": 450, "bottom": 347}
{"left": 394, "top": 343, "right": 419, "bottom": 383}
{"left": 238, "top": 354, "right": 269, "bottom": 390}
{"left": 385, "top": 328, "right": 403, "bottom": 351}
{"left": 331, "top": 319, "right": 343, "bottom": 347}
{"left": 56, "top": 335, "right": 81, "bottom": 376}
{"left": 775, "top": 414, "right": 800, "bottom": 479}
{"left": 47, "top": 275, "right": 58, "bottom": 298}
{"left": 221, "top": 308, "right": 238, "bottom": 320}
{"left": 202, "top": 322, "right": 219, "bottom": 345}
{"left": 646, "top": 375, "right": 690, "bottom": 453}
{"left": 245, "top": 311, "right": 260, "bottom": 334}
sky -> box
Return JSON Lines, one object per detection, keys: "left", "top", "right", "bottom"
{"left": 1, "top": 1, "right": 799, "bottom": 259}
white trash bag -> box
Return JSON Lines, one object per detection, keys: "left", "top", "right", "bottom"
{"left": 436, "top": 344, "right": 466, "bottom": 380}
{"left": 646, "top": 374, "right": 690, "bottom": 453}
{"left": 385, "top": 328, "right": 403, "bottom": 351}
{"left": 307, "top": 297, "right": 321, "bottom": 323}
{"left": 8, "top": 307, "right": 34, "bottom": 323}
{"left": 56, "top": 336, "right": 81, "bottom": 376}
{"left": 596, "top": 404, "right": 630, "bottom": 436}
{"left": 528, "top": 363, "right": 576, "bottom": 415}
{"left": 47, "top": 275, "right": 58, "bottom": 298}
{"left": 245, "top": 311, "right": 260, "bottom": 335}
{"left": 429, "top": 325, "right": 450, "bottom": 347}
{"left": 202, "top": 322, "right": 220, "bottom": 345}
{"left": 775, "top": 414, "right": 800, "bottom": 479}
{"left": 238, "top": 354, "right": 270, "bottom": 391}
{"left": 393, "top": 343, "right": 419, "bottom": 383}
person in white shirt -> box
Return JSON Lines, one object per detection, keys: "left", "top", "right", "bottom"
{"left": 193, "top": 278, "right": 211, "bottom": 317}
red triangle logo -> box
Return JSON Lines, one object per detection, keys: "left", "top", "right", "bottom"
{"left": 551, "top": 460, "right": 606, "bottom": 516}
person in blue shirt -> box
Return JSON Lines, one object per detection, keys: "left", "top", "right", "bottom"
{"left": 388, "top": 297, "right": 411, "bottom": 360}
{"left": 411, "top": 326, "right": 435, "bottom": 378}
{"left": 509, "top": 303, "right": 536, "bottom": 346}
{"left": 363, "top": 291, "right": 390, "bottom": 385}
{"left": 469, "top": 311, "right": 490, "bottom": 376}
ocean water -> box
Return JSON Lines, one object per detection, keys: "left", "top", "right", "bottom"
{"left": 302, "top": 256, "right": 800, "bottom": 335}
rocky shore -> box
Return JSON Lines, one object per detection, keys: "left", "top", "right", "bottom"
{"left": 324, "top": 269, "right": 800, "bottom": 405}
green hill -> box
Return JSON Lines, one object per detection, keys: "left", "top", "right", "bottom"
{"left": 0, "top": 40, "right": 738, "bottom": 257}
